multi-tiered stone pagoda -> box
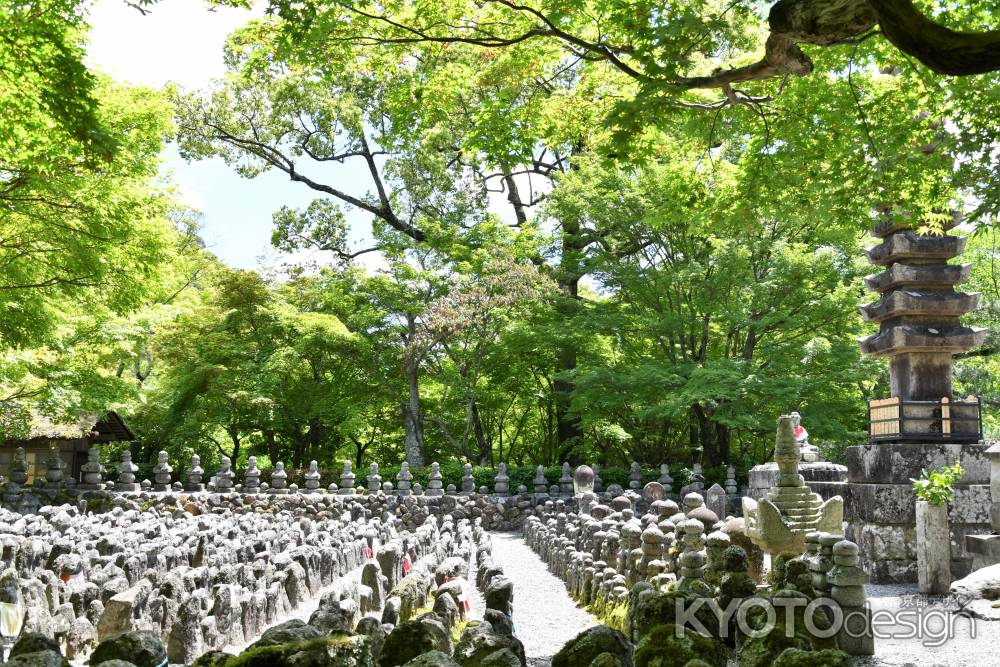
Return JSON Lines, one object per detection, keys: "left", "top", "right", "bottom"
{"left": 847, "top": 215, "right": 992, "bottom": 583}
{"left": 860, "top": 216, "right": 986, "bottom": 440}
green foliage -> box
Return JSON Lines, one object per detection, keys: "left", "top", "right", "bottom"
{"left": 911, "top": 463, "right": 965, "bottom": 505}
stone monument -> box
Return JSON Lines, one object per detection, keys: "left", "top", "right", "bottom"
{"left": 573, "top": 465, "right": 595, "bottom": 497}
{"left": 269, "top": 461, "right": 289, "bottom": 494}
{"left": 849, "top": 214, "right": 990, "bottom": 582}
{"left": 460, "top": 463, "right": 475, "bottom": 496}
{"left": 215, "top": 456, "right": 235, "bottom": 492}
{"left": 117, "top": 450, "right": 138, "bottom": 492}
{"left": 629, "top": 462, "right": 642, "bottom": 490}
{"left": 748, "top": 411, "right": 847, "bottom": 503}
{"left": 243, "top": 456, "right": 261, "bottom": 494}
{"left": 152, "top": 451, "right": 173, "bottom": 492}
{"left": 559, "top": 463, "right": 574, "bottom": 495}
{"left": 532, "top": 465, "right": 548, "bottom": 496}
{"left": 338, "top": 460, "right": 355, "bottom": 495}
{"left": 78, "top": 446, "right": 105, "bottom": 490}
{"left": 367, "top": 462, "right": 381, "bottom": 493}
{"left": 743, "top": 415, "right": 844, "bottom": 558}
{"left": 426, "top": 462, "right": 443, "bottom": 497}
{"left": 304, "top": 460, "right": 321, "bottom": 493}
{"left": 397, "top": 462, "right": 413, "bottom": 497}
{"left": 494, "top": 463, "right": 509, "bottom": 496}
{"left": 185, "top": 454, "right": 204, "bottom": 492}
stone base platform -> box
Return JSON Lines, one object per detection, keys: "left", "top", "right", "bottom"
{"left": 845, "top": 441, "right": 991, "bottom": 583}
{"left": 749, "top": 461, "right": 848, "bottom": 502}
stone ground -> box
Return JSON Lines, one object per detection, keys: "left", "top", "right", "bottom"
{"left": 489, "top": 532, "right": 597, "bottom": 666}
{"left": 856, "top": 583, "right": 1000, "bottom": 667}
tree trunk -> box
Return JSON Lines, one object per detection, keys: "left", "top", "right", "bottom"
{"left": 555, "top": 258, "right": 584, "bottom": 464}
{"left": 402, "top": 314, "right": 426, "bottom": 466}
{"left": 470, "top": 400, "right": 490, "bottom": 464}
{"left": 264, "top": 430, "right": 278, "bottom": 465}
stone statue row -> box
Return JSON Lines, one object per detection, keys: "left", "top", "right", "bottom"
{"left": 4, "top": 445, "right": 743, "bottom": 502}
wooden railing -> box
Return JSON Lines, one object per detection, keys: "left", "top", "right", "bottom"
{"left": 868, "top": 396, "right": 982, "bottom": 443}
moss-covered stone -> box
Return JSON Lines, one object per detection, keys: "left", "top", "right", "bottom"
{"left": 632, "top": 624, "right": 728, "bottom": 667}
{"left": 210, "top": 635, "right": 370, "bottom": 667}
{"left": 381, "top": 617, "right": 451, "bottom": 667}
{"left": 453, "top": 621, "right": 525, "bottom": 667}
{"left": 629, "top": 591, "right": 719, "bottom": 645}
{"left": 552, "top": 625, "right": 633, "bottom": 667}
{"left": 249, "top": 619, "right": 323, "bottom": 649}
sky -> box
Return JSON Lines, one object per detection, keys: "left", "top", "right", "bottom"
{"left": 85, "top": 0, "right": 383, "bottom": 271}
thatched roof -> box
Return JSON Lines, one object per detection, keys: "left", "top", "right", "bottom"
{"left": 18, "top": 411, "right": 134, "bottom": 442}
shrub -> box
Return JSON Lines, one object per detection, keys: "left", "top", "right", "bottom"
{"left": 911, "top": 463, "right": 964, "bottom": 505}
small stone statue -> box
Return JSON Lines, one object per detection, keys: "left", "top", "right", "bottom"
{"left": 186, "top": 454, "right": 204, "bottom": 492}
{"left": 427, "top": 462, "right": 443, "bottom": 497}
{"left": 397, "top": 462, "right": 413, "bottom": 496}
{"left": 304, "top": 460, "right": 321, "bottom": 492}
{"left": 243, "top": 456, "right": 261, "bottom": 494}
{"left": 532, "top": 465, "right": 548, "bottom": 495}
{"left": 629, "top": 461, "right": 642, "bottom": 490}
{"left": 494, "top": 462, "right": 509, "bottom": 496}
{"left": 10, "top": 447, "right": 28, "bottom": 485}
{"left": 215, "top": 456, "right": 234, "bottom": 492}
{"left": 140, "top": 478, "right": 152, "bottom": 492}
{"left": 117, "top": 450, "right": 139, "bottom": 492}
{"left": 828, "top": 538, "right": 874, "bottom": 655}
{"left": 657, "top": 463, "right": 673, "bottom": 490}
{"left": 573, "top": 465, "right": 594, "bottom": 497}
{"left": 44, "top": 446, "right": 66, "bottom": 485}
{"left": 559, "top": 462, "right": 574, "bottom": 495}
{"left": 592, "top": 463, "right": 603, "bottom": 493}
{"left": 724, "top": 465, "right": 738, "bottom": 496}
{"left": 270, "top": 461, "right": 288, "bottom": 493}
{"left": 152, "top": 450, "right": 172, "bottom": 491}
{"left": 460, "top": 462, "right": 475, "bottom": 496}
{"left": 367, "top": 462, "right": 381, "bottom": 493}
{"left": 339, "top": 460, "right": 355, "bottom": 495}
{"left": 79, "top": 446, "right": 105, "bottom": 489}
{"left": 790, "top": 412, "right": 820, "bottom": 462}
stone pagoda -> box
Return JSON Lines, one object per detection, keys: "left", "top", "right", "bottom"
{"left": 860, "top": 215, "right": 986, "bottom": 440}
{"left": 847, "top": 214, "right": 991, "bottom": 582}
{"left": 743, "top": 416, "right": 843, "bottom": 558}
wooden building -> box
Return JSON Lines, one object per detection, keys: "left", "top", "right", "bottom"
{"left": 0, "top": 412, "right": 134, "bottom": 484}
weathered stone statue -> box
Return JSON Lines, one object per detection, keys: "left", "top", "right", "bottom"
{"left": 426, "top": 462, "right": 443, "bottom": 497}
{"left": 43, "top": 446, "right": 66, "bottom": 486}
{"left": 573, "top": 465, "right": 594, "bottom": 497}
{"left": 460, "top": 462, "right": 475, "bottom": 496}
{"left": 743, "top": 415, "right": 843, "bottom": 558}
{"left": 338, "top": 460, "right": 355, "bottom": 495}
{"left": 304, "top": 460, "right": 321, "bottom": 492}
{"left": 9, "top": 447, "right": 28, "bottom": 485}
{"left": 396, "top": 462, "right": 413, "bottom": 497}
{"left": 790, "top": 412, "right": 819, "bottom": 462}
{"left": 117, "top": 450, "right": 139, "bottom": 492}
{"left": 185, "top": 454, "right": 204, "bottom": 492}
{"left": 828, "top": 538, "right": 874, "bottom": 655}
{"left": 592, "top": 463, "right": 603, "bottom": 493}
{"left": 533, "top": 465, "right": 548, "bottom": 495}
{"left": 269, "top": 461, "right": 288, "bottom": 493}
{"left": 494, "top": 463, "right": 509, "bottom": 496}
{"left": 629, "top": 462, "right": 642, "bottom": 490}
{"left": 79, "top": 446, "right": 105, "bottom": 490}
{"left": 657, "top": 463, "right": 673, "bottom": 490}
{"left": 559, "top": 463, "right": 574, "bottom": 495}
{"left": 153, "top": 450, "right": 173, "bottom": 491}
{"left": 367, "top": 462, "right": 381, "bottom": 493}
{"left": 243, "top": 456, "right": 261, "bottom": 494}
{"left": 215, "top": 456, "right": 235, "bottom": 492}
{"left": 724, "top": 465, "right": 738, "bottom": 496}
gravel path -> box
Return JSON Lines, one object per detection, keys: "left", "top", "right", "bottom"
{"left": 490, "top": 532, "right": 596, "bottom": 666}
{"left": 852, "top": 583, "right": 1000, "bottom": 667}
